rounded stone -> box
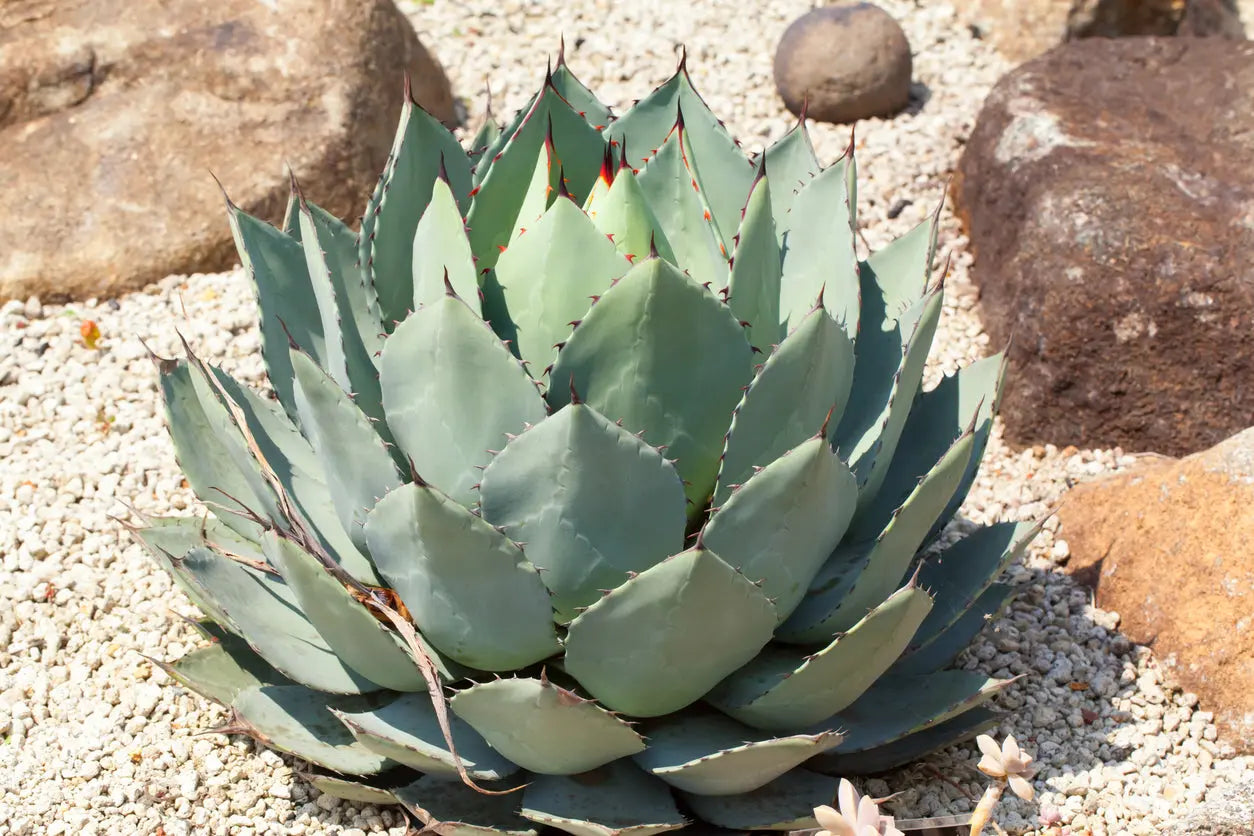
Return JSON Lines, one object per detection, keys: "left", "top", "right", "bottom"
{"left": 773, "top": 3, "right": 913, "bottom": 124}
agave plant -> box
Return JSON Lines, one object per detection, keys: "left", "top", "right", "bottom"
{"left": 133, "top": 50, "right": 1039, "bottom": 833}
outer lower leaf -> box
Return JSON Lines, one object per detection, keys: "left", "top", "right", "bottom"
{"left": 380, "top": 293, "right": 547, "bottom": 506}
{"left": 521, "top": 761, "right": 687, "bottom": 836}
{"left": 467, "top": 84, "right": 607, "bottom": 274}
{"left": 548, "top": 258, "right": 753, "bottom": 518}
{"left": 300, "top": 774, "right": 401, "bottom": 806}
{"left": 133, "top": 517, "right": 254, "bottom": 626}
{"left": 703, "top": 437, "right": 857, "bottom": 624}
{"left": 892, "top": 583, "right": 1015, "bottom": 676}
{"left": 634, "top": 129, "right": 728, "bottom": 290}
{"left": 210, "top": 369, "right": 378, "bottom": 583}
{"left": 177, "top": 548, "right": 379, "bottom": 694}
{"left": 584, "top": 165, "right": 676, "bottom": 264}
{"left": 850, "top": 353, "right": 1007, "bottom": 540}
{"left": 450, "top": 677, "right": 645, "bottom": 775}
{"left": 801, "top": 670, "right": 1013, "bottom": 753}
{"left": 155, "top": 632, "right": 293, "bottom": 708}
{"left": 263, "top": 532, "right": 424, "bottom": 692}
{"left": 726, "top": 168, "right": 780, "bottom": 353}
{"left": 412, "top": 176, "right": 479, "bottom": 308}
{"left": 812, "top": 706, "right": 1000, "bottom": 774}
{"left": 706, "top": 585, "right": 933, "bottom": 730}
{"left": 393, "top": 775, "right": 535, "bottom": 836}
{"left": 760, "top": 121, "right": 820, "bottom": 237}
{"left": 714, "top": 306, "right": 854, "bottom": 507}
{"left": 158, "top": 359, "right": 270, "bottom": 543}
{"left": 363, "top": 482, "right": 561, "bottom": 671}
{"left": 479, "top": 403, "right": 687, "bottom": 622}
{"left": 226, "top": 202, "right": 324, "bottom": 417}
{"left": 562, "top": 547, "right": 777, "bottom": 717}
{"left": 360, "top": 98, "right": 473, "bottom": 329}
{"left": 495, "top": 196, "right": 632, "bottom": 368}
{"left": 777, "top": 431, "right": 975, "bottom": 643}
{"left": 681, "top": 769, "right": 836, "bottom": 830}
{"left": 231, "top": 685, "right": 393, "bottom": 775}
{"left": 333, "top": 692, "right": 520, "bottom": 781}
{"left": 291, "top": 349, "right": 402, "bottom": 553}
{"left": 633, "top": 712, "right": 841, "bottom": 796}
{"left": 777, "top": 158, "right": 858, "bottom": 338}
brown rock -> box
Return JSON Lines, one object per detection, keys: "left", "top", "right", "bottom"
{"left": 0, "top": 0, "right": 455, "bottom": 303}
{"left": 1059, "top": 427, "right": 1254, "bottom": 753}
{"left": 950, "top": 0, "right": 1243, "bottom": 64}
{"left": 774, "top": 3, "right": 913, "bottom": 124}
{"left": 955, "top": 37, "right": 1254, "bottom": 457}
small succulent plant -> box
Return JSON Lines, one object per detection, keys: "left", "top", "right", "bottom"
{"left": 132, "top": 48, "right": 1039, "bottom": 832}
{"left": 815, "top": 779, "right": 905, "bottom": 836}
{"left": 969, "top": 734, "right": 1037, "bottom": 835}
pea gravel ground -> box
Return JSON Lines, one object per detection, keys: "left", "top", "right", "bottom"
{"left": 1, "top": 1, "right": 1250, "bottom": 834}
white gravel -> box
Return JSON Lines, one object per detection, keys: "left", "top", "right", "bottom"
{"left": 2, "top": 1, "right": 1250, "bottom": 834}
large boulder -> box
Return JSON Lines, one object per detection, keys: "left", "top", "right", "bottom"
{"left": 0, "top": 0, "right": 456, "bottom": 303}
{"left": 948, "top": 0, "right": 1243, "bottom": 64}
{"left": 773, "top": 3, "right": 913, "bottom": 124}
{"left": 956, "top": 37, "right": 1254, "bottom": 457}
{"left": 1173, "top": 779, "right": 1254, "bottom": 835}
{"left": 1059, "top": 427, "right": 1254, "bottom": 754}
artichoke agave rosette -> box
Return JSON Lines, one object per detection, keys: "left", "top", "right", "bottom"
{"left": 135, "top": 53, "right": 1038, "bottom": 832}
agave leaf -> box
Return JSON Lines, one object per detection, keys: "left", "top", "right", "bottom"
{"left": 495, "top": 196, "right": 632, "bottom": 369}
{"left": 262, "top": 532, "right": 425, "bottom": 691}
{"left": 479, "top": 402, "right": 687, "bottom": 622}
{"left": 714, "top": 307, "right": 854, "bottom": 507}
{"left": 469, "top": 112, "right": 503, "bottom": 161}
{"left": 759, "top": 121, "right": 820, "bottom": 236}
{"left": 584, "top": 163, "right": 676, "bottom": 263}
{"left": 706, "top": 585, "right": 933, "bottom": 730}
{"left": 333, "top": 692, "right": 520, "bottom": 781}
{"left": 704, "top": 437, "right": 857, "bottom": 625}
{"left": 231, "top": 684, "right": 394, "bottom": 775}
{"left": 210, "top": 369, "right": 378, "bottom": 583}
{"left": 133, "top": 516, "right": 259, "bottom": 625}
{"left": 298, "top": 200, "right": 385, "bottom": 425}
{"left": 281, "top": 187, "right": 303, "bottom": 241}
{"left": 777, "top": 157, "right": 858, "bottom": 339}
{"left": 777, "top": 430, "right": 975, "bottom": 643}
{"left": 521, "top": 760, "right": 687, "bottom": 836}
{"left": 562, "top": 547, "right": 776, "bottom": 717}
{"left": 893, "top": 583, "right": 1015, "bottom": 676}
{"left": 803, "top": 671, "right": 1013, "bottom": 754}
{"left": 633, "top": 128, "right": 728, "bottom": 290}
{"left": 811, "top": 705, "right": 1000, "bottom": 774}
{"left": 726, "top": 167, "right": 781, "bottom": 353}
{"left": 680, "top": 769, "right": 836, "bottom": 830}
{"left": 157, "top": 631, "right": 293, "bottom": 708}
{"left": 226, "top": 201, "right": 325, "bottom": 417}
{"left": 633, "top": 712, "right": 841, "bottom": 796}
{"left": 363, "top": 482, "right": 561, "bottom": 671}
{"left": 850, "top": 353, "right": 1007, "bottom": 540}
{"left": 550, "top": 57, "right": 613, "bottom": 129}
{"left": 301, "top": 773, "right": 401, "bottom": 805}
{"left": 606, "top": 66, "right": 754, "bottom": 244}
{"left": 837, "top": 290, "right": 945, "bottom": 502}
{"left": 361, "top": 97, "right": 473, "bottom": 330}
{"left": 393, "top": 775, "right": 535, "bottom": 836}
{"left": 413, "top": 175, "right": 479, "bottom": 309}
{"left": 177, "top": 547, "right": 380, "bottom": 694}
{"left": 450, "top": 677, "right": 645, "bottom": 775}
{"left": 468, "top": 84, "right": 607, "bottom": 274}
{"left": 290, "top": 349, "right": 402, "bottom": 553}
{"left": 861, "top": 208, "right": 940, "bottom": 329}
{"left": 548, "top": 258, "right": 753, "bottom": 519}
{"left": 379, "top": 293, "right": 547, "bottom": 506}
{"left": 158, "top": 359, "right": 271, "bottom": 543}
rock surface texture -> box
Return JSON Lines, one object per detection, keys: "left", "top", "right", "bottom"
{"left": 774, "top": 3, "right": 913, "bottom": 124}
{"left": 957, "top": 37, "right": 1254, "bottom": 457}
{"left": 1060, "top": 427, "right": 1254, "bottom": 754}
{"left": 1173, "top": 778, "right": 1254, "bottom": 835}
{"left": 0, "top": 0, "right": 455, "bottom": 303}
{"left": 949, "top": 0, "right": 1243, "bottom": 63}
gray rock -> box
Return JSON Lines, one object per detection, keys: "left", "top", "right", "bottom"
{"left": 1175, "top": 780, "right": 1254, "bottom": 834}
{"left": 773, "top": 3, "right": 912, "bottom": 124}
